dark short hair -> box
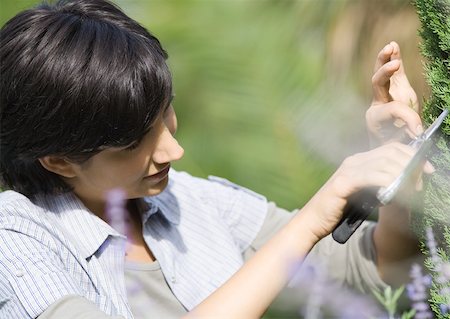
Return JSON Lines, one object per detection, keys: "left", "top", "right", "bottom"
{"left": 0, "top": 0, "right": 172, "bottom": 196}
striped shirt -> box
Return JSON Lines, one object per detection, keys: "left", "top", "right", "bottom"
{"left": 0, "top": 169, "right": 267, "bottom": 319}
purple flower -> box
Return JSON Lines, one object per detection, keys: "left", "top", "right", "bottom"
{"left": 105, "top": 188, "right": 128, "bottom": 235}
{"left": 423, "top": 226, "right": 450, "bottom": 316}
{"left": 285, "top": 256, "right": 382, "bottom": 319}
{"left": 406, "top": 263, "right": 433, "bottom": 319}
{"left": 440, "top": 304, "right": 449, "bottom": 315}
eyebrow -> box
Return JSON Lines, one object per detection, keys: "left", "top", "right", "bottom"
{"left": 83, "top": 96, "right": 174, "bottom": 153}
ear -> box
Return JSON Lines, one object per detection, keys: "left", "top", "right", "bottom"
{"left": 38, "top": 156, "right": 77, "bottom": 178}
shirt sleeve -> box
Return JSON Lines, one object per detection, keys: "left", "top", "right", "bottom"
{"left": 242, "top": 202, "right": 296, "bottom": 260}
{"left": 38, "top": 295, "right": 125, "bottom": 319}
{"left": 204, "top": 175, "right": 268, "bottom": 252}
{"left": 0, "top": 226, "right": 82, "bottom": 319}
{"left": 243, "top": 203, "right": 388, "bottom": 293}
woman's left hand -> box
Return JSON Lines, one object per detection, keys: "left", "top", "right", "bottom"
{"left": 367, "top": 41, "right": 423, "bottom": 147}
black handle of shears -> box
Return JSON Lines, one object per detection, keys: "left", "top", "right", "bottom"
{"left": 332, "top": 143, "right": 430, "bottom": 244}
{"left": 332, "top": 188, "right": 381, "bottom": 244}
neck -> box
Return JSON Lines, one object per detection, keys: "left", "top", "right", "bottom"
{"left": 74, "top": 192, "right": 155, "bottom": 262}
{"left": 125, "top": 199, "right": 156, "bottom": 262}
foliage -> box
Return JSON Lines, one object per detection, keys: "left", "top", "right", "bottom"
{"left": 414, "top": 0, "right": 450, "bottom": 317}
{"left": 372, "top": 286, "right": 408, "bottom": 319}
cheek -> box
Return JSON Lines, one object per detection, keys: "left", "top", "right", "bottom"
{"left": 117, "top": 153, "right": 150, "bottom": 177}
{"left": 92, "top": 154, "right": 151, "bottom": 186}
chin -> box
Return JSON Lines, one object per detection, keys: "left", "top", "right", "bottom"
{"left": 145, "top": 176, "right": 169, "bottom": 197}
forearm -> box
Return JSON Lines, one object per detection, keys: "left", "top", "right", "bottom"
{"left": 374, "top": 202, "right": 421, "bottom": 285}
{"left": 186, "top": 207, "right": 321, "bottom": 319}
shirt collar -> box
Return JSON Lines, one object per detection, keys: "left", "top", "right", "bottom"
{"left": 142, "top": 181, "right": 180, "bottom": 225}
{"left": 141, "top": 198, "right": 180, "bottom": 225}
{"left": 140, "top": 201, "right": 160, "bottom": 223}
{"left": 37, "top": 192, "right": 126, "bottom": 260}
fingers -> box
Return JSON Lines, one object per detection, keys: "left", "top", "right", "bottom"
{"left": 366, "top": 101, "right": 424, "bottom": 139}
{"left": 423, "top": 160, "right": 435, "bottom": 174}
{"left": 387, "top": 41, "right": 420, "bottom": 112}
{"left": 364, "top": 143, "right": 415, "bottom": 179}
{"left": 372, "top": 41, "right": 416, "bottom": 107}
{"left": 373, "top": 42, "right": 395, "bottom": 73}
{"left": 330, "top": 142, "right": 435, "bottom": 210}
{"left": 338, "top": 143, "right": 414, "bottom": 191}
{"left": 415, "top": 161, "right": 435, "bottom": 191}
{"left": 372, "top": 43, "right": 398, "bottom": 104}
{"left": 338, "top": 142, "right": 435, "bottom": 191}
{"left": 372, "top": 59, "right": 401, "bottom": 104}
{"left": 388, "top": 41, "right": 405, "bottom": 74}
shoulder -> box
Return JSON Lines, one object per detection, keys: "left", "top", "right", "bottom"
{"left": 168, "top": 169, "right": 266, "bottom": 201}
{"left": 164, "top": 170, "right": 268, "bottom": 241}
{"left": 0, "top": 190, "right": 45, "bottom": 223}
{"left": 0, "top": 190, "right": 66, "bottom": 254}
{"left": 0, "top": 190, "right": 34, "bottom": 207}
{"left": 0, "top": 192, "right": 62, "bottom": 275}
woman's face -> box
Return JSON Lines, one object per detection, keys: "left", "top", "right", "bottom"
{"left": 67, "top": 104, "right": 184, "bottom": 214}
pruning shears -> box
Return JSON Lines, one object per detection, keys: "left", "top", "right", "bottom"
{"left": 332, "top": 109, "right": 449, "bottom": 244}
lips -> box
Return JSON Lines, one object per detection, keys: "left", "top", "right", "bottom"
{"left": 144, "top": 164, "right": 170, "bottom": 181}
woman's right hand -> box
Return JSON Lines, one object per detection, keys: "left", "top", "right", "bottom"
{"left": 300, "top": 142, "right": 433, "bottom": 241}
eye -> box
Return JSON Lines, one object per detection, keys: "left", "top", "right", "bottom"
{"left": 124, "top": 134, "right": 146, "bottom": 151}
{"left": 124, "top": 140, "right": 141, "bottom": 152}
{"left": 122, "top": 128, "right": 152, "bottom": 152}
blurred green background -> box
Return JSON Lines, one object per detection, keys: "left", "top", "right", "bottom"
{"left": 0, "top": 0, "right": 427, "bottom": 211}
{"left": 0, "top": 0, "right": 429, "bottom": 317}
{"left": 0, "top": 0, "right": 428, "bottom": 317}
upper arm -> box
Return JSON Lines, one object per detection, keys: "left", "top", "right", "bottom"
{"left": 243, "top": 203, "right": 296, "bottom": 260}
{"left": 202, "top": 175, "right": 268, "bottom": 252}
{"left": 0, "top": 229, "right": 82, "bottom": 319}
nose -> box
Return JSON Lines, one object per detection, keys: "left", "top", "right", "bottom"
{"left": 152, "top": 127, "right": 184, "bottom": 164}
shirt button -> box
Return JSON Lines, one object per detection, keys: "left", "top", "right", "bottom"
{"left": 171, "top": 276, "right": 176, "bottom": 283}
{"left": 15, "top": 269, "right": 25, "bottom": 277}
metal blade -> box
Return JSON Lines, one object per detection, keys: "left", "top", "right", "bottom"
{"left": 424, "top": 109, "right": 449, "bottom": 140}
{"left": 377, "top": 108, "right": 449, "bottom": 205}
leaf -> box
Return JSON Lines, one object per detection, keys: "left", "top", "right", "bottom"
{"left": 392, "top": 286, "right": 405, "bottom": 304}
{"left": 372, "top": 286, "right": 406, "bottom": 317}
{"left": 372, "top": 288, "right": 386, "bottom": 305}
{"left": 400, "top": 308, "right": 416, "bottom": 319}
